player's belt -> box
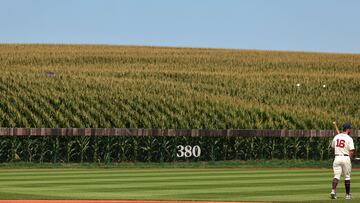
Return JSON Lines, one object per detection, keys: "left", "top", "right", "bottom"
{"left": 335, "top": 154, "right": 349, "bottom": 156}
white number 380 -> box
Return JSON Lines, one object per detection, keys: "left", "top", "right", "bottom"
{"left": 176, "top": 145, "right": 201, "bottom": 158}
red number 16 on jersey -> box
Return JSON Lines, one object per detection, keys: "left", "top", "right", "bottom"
{"left": 336, "top": 139, "right": 345, "bottom": 148}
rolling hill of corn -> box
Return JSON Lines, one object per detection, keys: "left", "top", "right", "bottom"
{"left": 1, "top": 44, "right": 360, "bottom": 129}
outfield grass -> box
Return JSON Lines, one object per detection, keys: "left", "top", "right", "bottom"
{"left": 0, "top": 159, "right": 334, "bottom": 169}
{"left": 0, "top": 167, "right": 358, "bottom": 202}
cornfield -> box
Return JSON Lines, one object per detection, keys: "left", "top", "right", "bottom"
{"left": 0, "top": 44, "right": 360, "bottom": 163}
{"left": 0, "top": 44, "right": 360, "bottom": 129}
{"left": 1, "top": 135, "right": 359, "bottom": 163}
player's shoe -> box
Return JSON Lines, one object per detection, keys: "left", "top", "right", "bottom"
{"left": 330, "top": 192, "right": 337, "bottom": 199}
{"left": 345, "top": 194, "right": 352, "bottom": 200}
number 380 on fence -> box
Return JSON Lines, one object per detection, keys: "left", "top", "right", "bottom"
{"left": 176, "top": 145, "right": 201, "bottom": 158}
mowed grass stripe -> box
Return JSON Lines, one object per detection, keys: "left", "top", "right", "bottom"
{"left": 0, "top": 169, "right": 333, "bottom": 183}
{"left": 0, "top": 166, "right": 332, "bottom": 173}
{"left": 0, "top": 168, "right": 331, "bottom": 176}
{"left": 6, "top": 177, "right": 330, "bottom": 189}
{"left": 0, "top": 170, "right": 332, "bottom": 182}
{"left": 70, "top": 181, "right": 335, "bottom": 193}
{"left": 0, "top": 168, "right": 358, "bottom": 202}
{"left": 0, "top": 184, "right": 344, "bottom": 201}
{"left": 2, "top": 172, "right": 332, "bottom": 185}
{"left": 0, "top": 171, "right": 334, "bottom": 187}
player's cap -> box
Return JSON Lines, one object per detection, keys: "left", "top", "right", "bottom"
{"left": 342, "top": 123, "right": 351, "bottom": 130}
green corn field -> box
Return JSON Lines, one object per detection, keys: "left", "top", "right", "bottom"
{"left": 1, "top": 44, "right": 360, "bottom": 129}
{"left": 0, "top": 135, "right": 355, "bottom": 163}
{"left": 0, "top": 44, "right": 360, "bottom": 163}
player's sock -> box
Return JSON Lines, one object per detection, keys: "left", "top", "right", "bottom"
{"left": 332, "top": 178, "right": 339, "bottom": 192}
{"left": 345, "top": 180, "right": 350, "bottom": 194}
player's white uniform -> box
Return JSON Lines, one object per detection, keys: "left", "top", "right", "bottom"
{"left": 332, "top": 133, "right": 355, "bottom": 180}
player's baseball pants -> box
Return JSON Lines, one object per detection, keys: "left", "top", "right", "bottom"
{"left": 333, "top": 156, "right": 351, "bottom": 180}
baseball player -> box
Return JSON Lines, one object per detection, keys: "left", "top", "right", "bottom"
{"left": 330, "top": 123, "right": 355, "bottom": 200}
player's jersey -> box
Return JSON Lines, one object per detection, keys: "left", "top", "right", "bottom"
{"left": 332, "top": 133, "right": 355, "bottom": 156}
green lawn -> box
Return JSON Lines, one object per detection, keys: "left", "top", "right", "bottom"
{"left": 0, "top": 167, "right": 358, "bottom": 202}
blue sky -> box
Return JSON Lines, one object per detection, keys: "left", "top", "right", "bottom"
{"left": 1, "top": 0, "right": 359, "bottom": 53}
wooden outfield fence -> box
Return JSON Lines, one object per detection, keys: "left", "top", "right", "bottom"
{"left": 0, "top": 128, "right": 359, "bottom": 137}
